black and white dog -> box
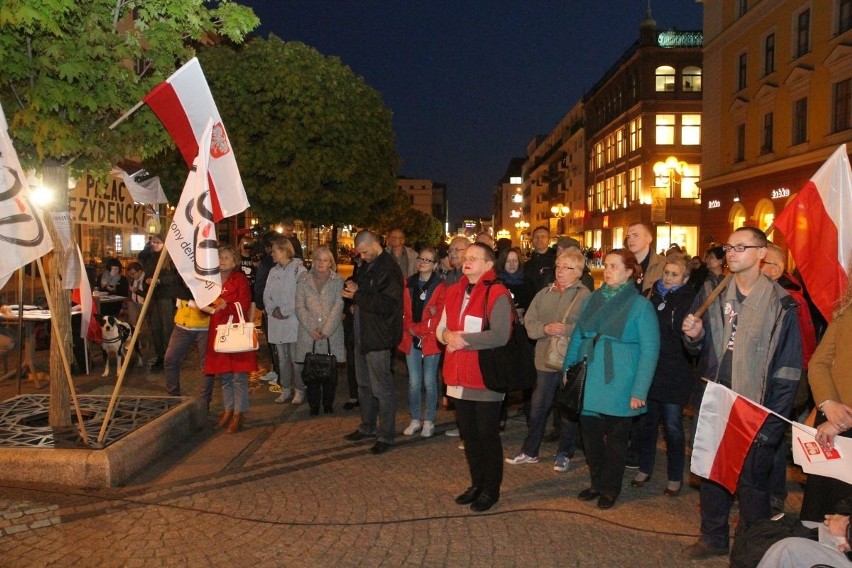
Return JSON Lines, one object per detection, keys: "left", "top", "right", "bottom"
{"left": 100, "top": 315, "right": 142, "bottom": 377}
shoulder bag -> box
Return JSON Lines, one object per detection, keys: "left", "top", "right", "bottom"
{"left": 556, "top": 333, "right": 600, "bottom": 420}
{"left": 543, "top": 290, "right": 583, "bottom": 370}
{"left": 214, "top": 301, "right": 259, "bottom": 353}
{"left": 302, "top": 339, "right": 337, "bottom": 384}
{"left": 478, "top": 283, "right": 537, "bottom": 393}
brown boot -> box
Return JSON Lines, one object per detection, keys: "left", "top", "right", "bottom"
{"left": 217, "top": 410, "right": 233, "bottom": 428}
{"left": 227, "top": 412, "right": 244, "bottom": 433}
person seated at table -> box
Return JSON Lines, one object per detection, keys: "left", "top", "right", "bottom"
{"left": 99, "top": 258, "right": 129, "bottom": 297}
{"left": 0, "top": 304, "right": 15, "bottom": 357}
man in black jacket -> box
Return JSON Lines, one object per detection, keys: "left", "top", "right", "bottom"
{"left": 342, "top": 230, "right": 404, "bottom": 454}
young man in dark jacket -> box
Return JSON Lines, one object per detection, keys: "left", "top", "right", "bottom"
{"left": 342, "top": 230, "right": 404, "bottom": 455}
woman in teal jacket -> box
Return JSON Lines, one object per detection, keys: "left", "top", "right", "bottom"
{"left": 564, "top": 248, "right": 660, "bottom": 509}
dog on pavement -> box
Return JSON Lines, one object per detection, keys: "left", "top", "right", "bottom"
{"left": 100, "top": 315, "right": 142, "bottom": 377}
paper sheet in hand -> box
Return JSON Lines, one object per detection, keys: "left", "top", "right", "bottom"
{"left": 791, "top": 422, "right": 852, "bottom": 485}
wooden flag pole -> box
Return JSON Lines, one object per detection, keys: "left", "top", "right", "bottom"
{"left": 95, "top": 244, "right": 171, "bottom": 446}
{"left": 108, "top": 100, "right": 145, "bottom": 130}
{"left": 693, "top": 273, "right": 733, "bottom": 319}
{"left": 35, "top": 258, "right": 89, "bottom": 445}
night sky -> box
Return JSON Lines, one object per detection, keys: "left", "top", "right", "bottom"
{"left": 240, "top": 0, "right": 704, "bottom": 225}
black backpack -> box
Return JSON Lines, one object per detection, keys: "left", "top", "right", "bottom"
{"left": 730, "top": 515, "right": 818, "bottom": 568}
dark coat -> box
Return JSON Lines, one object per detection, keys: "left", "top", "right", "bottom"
{"left": 645, "top": 282, "right": 696, "bottom": 405}
{"left": 354, "top": 250, "right": 403, "bottom": 353}
{"left": 523, "top": 248, "right": 555, "bottom": 293}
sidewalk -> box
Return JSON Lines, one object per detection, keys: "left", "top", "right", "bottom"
{"left": 0, "top": 339, "right": 801, "bottom": 567}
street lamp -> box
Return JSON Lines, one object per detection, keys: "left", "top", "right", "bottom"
{"left": 652, "top": 156, "right": 687, "bottom": 249}
{"left": 550, "top": 203, "right": 570, "bottom": 218}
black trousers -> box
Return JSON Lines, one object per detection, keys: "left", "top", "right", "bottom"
{"left": 580, "top": 413, "right": 632, "bottom": 500}
{"left": 455, "top": 398, "right": 503, "bottom": 497}
{"left": 306, "top": 373, "right": 337, "bottom": 412}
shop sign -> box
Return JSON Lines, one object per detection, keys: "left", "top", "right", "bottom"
{"left": 650, "top": 186, "right": 668, "bottom": 223}
{"left": 771, "top": 187, "right": 790, "bottom": 199}
{"left": 69, "top": 175, "right": 146, "bottom": 228}
{"left": 707, "top": 199, "right": 721, "bottom": 209}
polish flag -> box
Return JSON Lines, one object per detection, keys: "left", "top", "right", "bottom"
{"left": 691, "top": 382, "right": 770, "bottom": 493}
{"left": 143, "top": 57, "right": 248, "bottom": 222}
{"left": 791, "top": 422, "right": 852, "bottom": 486}
{"left": 774, "top": 144, "right": 852, "bottom": 323}
{"left": 165, "top": 120, "right": 221, "bottom": 308}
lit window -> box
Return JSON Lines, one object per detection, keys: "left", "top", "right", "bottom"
{"left": 682, "top": 66, "right": 702, "bottom": 92}
{"left": 680, "top": 164, "right": 701, "bottom": 199}
{"left": 655, "top": 66, "right": 676, "bottom": 92}
{"left": 656, "top": 114, "right": 676, "bottom": 145}
{"left": 682, "top": 114, "right": 701, "bottom": 145}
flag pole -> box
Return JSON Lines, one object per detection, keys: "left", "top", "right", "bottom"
{"left": 108, "top": 100, "right": 145, "bottom": 130}
{"left": 693, "top": 273, "right": 733, "bottom": 319}
{"left": 95, "top": 243, "right": 171, "bottom": 446}
{"left": 15, "top": 267, "right": 24, "bottom": 395}
{"left": 35, "top": 257, "right": 89, "bottom": 445}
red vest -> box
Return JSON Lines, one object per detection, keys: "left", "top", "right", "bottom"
{"left": 442, "top": 270, "right": 510, "bottom": 389}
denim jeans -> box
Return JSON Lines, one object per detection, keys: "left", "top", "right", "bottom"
{"left": 405, "top": 348, "right": 440, "bottom": 422}
{"left": 164, "top": 326, "right": 213, "bottom": 403}
{"left": 456, "top": 398, "right": 503, "bottom": 497}
{"left": 521, "top": 370, "right": 578, "bottom": 459}
{"left": 699, "top": 443, "right": 774, "bottom": 548}
{"left": 220, "top": 371, "right": 249, "bottom": 412}
{"left": 354, "top": 349, "right": 396, "bottom": 444}
{"left": 273, "top": 342, "right": 303, "bottom": 392}
{"left": 636, "top": 399, "right": 686, "bottom": 482}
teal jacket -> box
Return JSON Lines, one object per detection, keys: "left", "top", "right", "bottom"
{"left": 564, "top": 286, "right": 660, "bottom": 417}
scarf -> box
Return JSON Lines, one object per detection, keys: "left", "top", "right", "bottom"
{"left": 577, "top": 282, "right": 640, "bottom": 383}
{"left": 498, "top": 270, "right": 524, "bottom": 287}
{"left": 655, "top": 279, "right": 686, "bottom": 298}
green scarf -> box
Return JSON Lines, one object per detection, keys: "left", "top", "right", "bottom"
{"left": 577, "top": 282, "right": 640, "bottom": 383}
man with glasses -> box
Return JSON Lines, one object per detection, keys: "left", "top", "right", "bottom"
{"left": 680, "top": 227, "right": 802, "bottom": 559}
{"left": 444, "top": 236, "right": 470, "bottom": 285}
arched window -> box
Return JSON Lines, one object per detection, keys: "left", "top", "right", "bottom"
{"left": 729, "top": 203, "right": 747, "bottom": 231}
{"left": 656, "top": 66, "right": 676, "bottom": 92}
{"left": 753, "top": 198, "right": 776, "bottom": 232}
{"left": 683, "top": 66, "right": 702, "bottom": 92}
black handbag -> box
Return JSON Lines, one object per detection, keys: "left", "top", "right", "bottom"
{"left": 477, "top": 283, "right": 536, "bottom": 393}
{"left": 302, "top": 339, "right": 337, "bottom": 385}
{"left": 556, "top": 334, "right": 599, "bottom": 420}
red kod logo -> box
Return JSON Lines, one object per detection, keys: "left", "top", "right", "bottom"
{"left": 210, "top": 122, "right": 230, "bottom": 158}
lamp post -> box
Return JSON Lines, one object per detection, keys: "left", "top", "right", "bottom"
{"left": 550, "top": 203, "right": 570, "bottom": 235}
{"left": 652, "top": 156, "right": 687, "bottom": 249}
{"left": 515, "top": 219, "right": 530, "bottom": 251}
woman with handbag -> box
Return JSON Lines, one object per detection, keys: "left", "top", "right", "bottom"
{"left": 294, "top": 245, "right": 346, "bottom": 416}
{"left": 563, "top": 248, "right": 659, "bottom": 509}
{"left": 206, "top": 244, "right": 258, "bottom": 433}
{"left": 506, "top": 248, "right": 590, "bottom": 472}
{"left": 631, "top": 253, "right": 695, "bottom": 496}
{"left": 437, "top": 242, "right": 512, "bottom": 512}
{"left": 400, "top": 247, "right": 447, "bottom": 438}
{"left": 264, "top": 239, "right": 307, "bottom": 404}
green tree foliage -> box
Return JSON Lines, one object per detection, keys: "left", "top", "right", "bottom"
{"left": 193, "top": 36, "right": 400, "bottom": 227}
{"left": 0, "top": 0, "right": 259, "bottom": 174}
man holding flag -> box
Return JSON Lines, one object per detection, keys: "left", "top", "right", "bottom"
{"left": 680, "top": 226, "right": 802, "bottom": 559}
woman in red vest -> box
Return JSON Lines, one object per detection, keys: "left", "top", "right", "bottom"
{"left": 437, "top": 242, "right": 512, "bottom": 512}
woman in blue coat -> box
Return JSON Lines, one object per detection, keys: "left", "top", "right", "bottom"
{"left": 564, "top": 248, "right": 660, "bottom": 509}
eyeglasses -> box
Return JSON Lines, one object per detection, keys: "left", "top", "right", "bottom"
{"left": 462, "top": 256, "right": 485, "bottom": 263}
{"left": 417, "top": 257, "right": 436, "bottom": 263}
{"left": 722, "top": 244, "right": 765, "bottom": 253}
{"left": 555, "top": 265, "right": 578, "bottom": 271}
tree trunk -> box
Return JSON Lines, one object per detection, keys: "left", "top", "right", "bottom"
{"left": 43, "top": 161, "right": 73, "bottom": 428}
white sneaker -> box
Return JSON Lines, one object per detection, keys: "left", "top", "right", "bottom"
{"left": 553, "top": 455, "right": 570, "bottom": 473}
{"left": 505, "top": 452, "right": 539, "bottom": 465}
{"left": 458, "top": 440, "right": 465, "bottom": 450}
{"left": 292, "top": 390, "right": 305, "bottom": 405}
{"left": 274, "top": 388, "right": 291, "bottom": 404}
{"left": 445, "top": 428, "right": 460, "bottom": 437}
{"left": 420, "top": 421, "right": 435, "bottom": 438}
{"left": 403, "top": 420, "right": 421, "bottom": 436}
{"left": 261, "top": 371, "right": 278, "bottom": 383}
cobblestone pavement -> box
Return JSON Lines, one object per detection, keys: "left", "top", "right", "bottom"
{"left": 0, "top": 346, "right": 803, "bottom": 567}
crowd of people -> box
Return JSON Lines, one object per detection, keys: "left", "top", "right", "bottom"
{"left": 76, "top": 220, "right": 851, "bottom": 562}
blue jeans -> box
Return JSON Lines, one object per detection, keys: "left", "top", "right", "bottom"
{"left": 637, "top": 399, "right": 686, "bottom": 482}
{"left": 164, "top": 326, "right": 213, "bottom": 404}
{"left": 220, "top": 372, "right": 249, "bottom": 413}
{"left": 355, "top": 349, "right": 396, "bottom": 444}
{"left": 405, "top": 348, "right": 440, "bottom": 422}
{"left": 521, "top": 370, "right": 578, "bottom": 459}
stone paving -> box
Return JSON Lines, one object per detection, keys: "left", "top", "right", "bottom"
{"left": 0, "top": 343, "right": 803, "bottom": 567}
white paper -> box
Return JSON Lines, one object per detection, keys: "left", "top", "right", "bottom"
{"left": 791, "top": 422, "right": 852, "bottom": 485}
{"left": 463, "top": 315, "right": 482, "bottom": 333}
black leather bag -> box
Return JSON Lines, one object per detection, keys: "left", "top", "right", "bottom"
{"left": 556, "top": 334, "right": 599, "bottom": 420}
{"left": 302, "top": 339, "right": 337, "bottom": 385}
{"left": 478, "top": 284, "right": 536, "bottom": 393}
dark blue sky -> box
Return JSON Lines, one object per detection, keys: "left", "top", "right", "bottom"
{"left": 241, "top": 0, "right": 703, "bottom": 225}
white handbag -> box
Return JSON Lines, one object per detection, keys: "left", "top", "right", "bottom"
{"left": 214, "top": 301, "right": 259, "bottom": 353}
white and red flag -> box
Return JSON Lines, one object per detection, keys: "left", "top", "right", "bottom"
{"left": 691, "top": 382, "right": 770, "bottom": 493}
{"left": 791, "top": 422, "right": 852, "bottom": 486}
{"left": 0, "top": 102, "right": 53, "bottom": 289}
{"left": 166, "top": 120, "right": 221, "bottom": 308}
{"left": 143, "top": 57, "right": 248, "bottom": 221}
{"left": 774, "top": 144, "right": 852, "bottom": 323}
